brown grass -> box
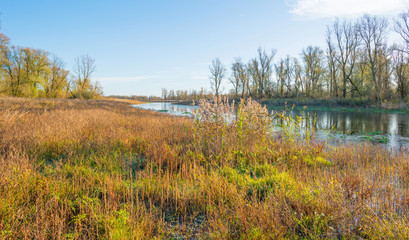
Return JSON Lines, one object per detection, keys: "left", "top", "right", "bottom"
{"left": 0, "top": 97, "right": 408, "bottom": 239}
{"left": 104, "top": 97, "right": 145, "bottom": 105}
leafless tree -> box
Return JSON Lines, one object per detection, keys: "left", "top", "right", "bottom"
{"left": 230, "top": 58, "right": 241, "bottom": 98}
{"left": 72, "top": 55, "right": 100, "bottom": 98}
{"left": 231, "top": 58, "right": 250, "bottom": 98}
{"left": 73, "top": 55, "right": 95, "bottom": 92}
{"left": 392, "top": 46, "right": 409, "bottom": 99}
{"left": 330, "top": 19, "right": 360, "bottom": 98}
{"left": 326, "top": 28, "right": 339, "bottom": 97}
{"left": 285, "top": 56, "right": 295, "bottom": 97}
{"left": 359, "top": 14, "right": 389, "bottom": 102}
{"left": 161, "top": 88, "right": 168, "bottom": 100}
{"left": 302, "top": 46, "right": 325, "bottom": 97}
{"left": 293, "top": 58, "right": 303, "bottom": 98}
{"left": 169, "top": 89, "right": 175, "bottom": 100}
{"left": 209, "top": 58, "right": 226, "bottom": 98}
{"left": 275, "top": 56, "right": 293, "bottom": 97}
{"left": 247, "top": 48, "right": 276, "bottom": 98}
{"left": 43, "top": 55, "right": 69, "bottom": 98}
{"left": 394, "top": 10, "right": 409, "bottom": 53}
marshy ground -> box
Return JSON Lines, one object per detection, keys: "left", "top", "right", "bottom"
{"left": 0, "top": 97, "right": 408, "bottom": 239}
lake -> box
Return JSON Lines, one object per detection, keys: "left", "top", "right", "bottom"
{"left": 134, "top": 102, "right": 409, "bottom": 148}
{"left": 133, "top": 102, "right": 199, "bottom": 116}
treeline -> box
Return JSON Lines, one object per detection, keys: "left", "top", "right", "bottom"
{"left": 110, "top": 88, "right": 214, "bottom": 102}
{"left": 161, "top": 88, "right": 214, "bottom": 101}
{"left": 207, "top": 13, "right": 409, "bottom": 103}
{"left": 0, "top": 32, "right": 102, "bottom": 98}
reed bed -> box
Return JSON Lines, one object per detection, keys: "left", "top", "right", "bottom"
{"left": 0, "top": 97, "right": 408, "bottom": 239}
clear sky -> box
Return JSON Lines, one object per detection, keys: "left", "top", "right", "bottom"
{"left": 1, "top": 0, "right": 408, "bottom": 96}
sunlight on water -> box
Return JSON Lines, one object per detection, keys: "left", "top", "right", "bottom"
{"left": 134, "top": 102, "right": 409, "bottom": 148}
{"left": 133, "top": 102, "right": 199, "bottom": 117}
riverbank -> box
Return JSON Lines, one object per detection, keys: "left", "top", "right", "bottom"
{"left": 1, "top": 97, "right": 408, "bottom": 239}
{"left": 150, "top": 98, "right": 409, "bottom": 113}
{"left": 262, "top": 98, "right": 409, "bottom": 113}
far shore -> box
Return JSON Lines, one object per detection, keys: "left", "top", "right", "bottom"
{"left": 116, "top": 97, "right": 409, "bottom": 113}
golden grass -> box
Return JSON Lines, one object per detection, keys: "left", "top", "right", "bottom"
{"left": 0, "top": 97, "right": 408, "bottom": 239}
{"left": 104, "top": 97, "right": 145, "bottom": 105}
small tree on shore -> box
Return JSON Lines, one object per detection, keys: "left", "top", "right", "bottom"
{"left": 71, "top": 55, "right": 102, "bottom": 99}
{"left": 209, "top": 58, "right": 226, "bottom": 98}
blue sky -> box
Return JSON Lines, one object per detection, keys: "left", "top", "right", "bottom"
{"left": 0, "top": 0, "right": 407, "bottom": 96}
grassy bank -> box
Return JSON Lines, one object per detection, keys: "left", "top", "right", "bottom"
{"left": 261, "top": 98, "right": 409, "bottom": 113}
{"left": 0, "top": 97, "right": 408, "bottom": 239}
{"left": 158, "top": 98, "right": 409, "bottom": 113}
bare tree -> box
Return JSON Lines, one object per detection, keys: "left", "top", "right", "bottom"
{"left": 275, "top": 56, "right": 293, "bottom": 97}
{"left": 169, "top": 89, "right": 175, "bottom": 100}
{"left": 72, "top": 55, "right": 100, "bottom": 98}
{"left": 359, "top": 14, "right": 389, "bottom": 102}
{"left": 330, "top": 19, "right": 360, "bottom": 98}
{"left": 285, "top": 56, "right": 295, "bottom": 97}
{"left": 209, "top": 58, "right": 226, "bottom": 98}
{"left": 43, "top": 55, "right": 69, "bottom": 98}
{"left": 73, "top": 55, "right": 95, "bottom": 92}
{"left": 161, "top": 88, "right": 168, "bottom": 100}
{"left": 392, "top": 46, "right": 409, "bottom": 99}
{"left": 247, "top": 48, "right": 276, "bottom": 98}
{"left": 326, "top": 28, "right": 339, "bottom": 97}
{"left": 293, "top": 58, "right": 303, "bottom": 98}
{"left": 231, "top": 57, "right": 250, "bottom": 98}
{"left": 230, "top": 58, "right": 241, "bottom": 98}
{"left": 394, "top": 10, "right": 409, "bottom": 53}
{"left": 302, "top": 46, "right": 325, "bottom": 97}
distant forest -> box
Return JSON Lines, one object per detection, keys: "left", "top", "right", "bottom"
{"left": 0, "top": 32, "right": 101, "bottom": 99}
{"left": 159, "top": 13, "right": 409, "bottom": 103}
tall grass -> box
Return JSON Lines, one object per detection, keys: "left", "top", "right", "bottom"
{"left": 0, "top": 97, "right": 408, "bottom": 239}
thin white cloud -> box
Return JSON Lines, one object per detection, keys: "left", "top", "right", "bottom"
{"left": 287, "top": 0, "right": 409, "bottom": 18}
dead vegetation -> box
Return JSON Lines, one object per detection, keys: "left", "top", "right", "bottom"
{"left": 0, "top": 97, "right": 408, "bottom": 239}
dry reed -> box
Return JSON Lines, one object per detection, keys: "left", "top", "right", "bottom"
{"left": 0, "top": 97, "right": 408, "bottom": 239}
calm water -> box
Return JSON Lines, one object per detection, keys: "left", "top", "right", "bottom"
{"left": 134, "top": 102, "right": 409, "bottom": 148}
{"left": 133, "top": 102, "right": 198, "bottom": 116}
{"left": 291, "top": 110, "right": 409, "bottom": 148}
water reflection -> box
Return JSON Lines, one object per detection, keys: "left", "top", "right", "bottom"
{"left": 133, "top": 102, "right": 409, "bottom": 148}
{"left": 133, "top": 102, "right": 198, "bottom": 116}
{"left": 294, "top": 110, "right": 409, "bottom": 148}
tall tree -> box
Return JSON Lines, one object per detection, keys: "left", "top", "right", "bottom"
{"left": 0, "top": 33, "right": 10, "bottom": 93}
{"left": 326, "top": 28, "right": 339, "bottom": 97}
{"left": 3, "top": 47, "right": 49, "bottom": 96}
{"left": 394, "top": 10, "right": 409, "bottom": 53}
{"left": 247, "top": 48, "right": 275, "bottom": 98}
{"left": 330, "top": 19, "right": 360, "bottom": 98}
{"left": 230, "top": 58, "right": 242, "bottom": 98}
{"left": 42, "top": 56, "right": 69, "bottom": 98}
{"left": 359, "top": 14, "right": 389, "bottom": 102}
{"left": 161, "top": 88, "right": 168, "bottom": 100}
{"left": 392, "top": 47, "right": 409, "bottom": 99}
{"left": 274, "top": 56, "right": 292, "bottom": 97}
{"left": 302, "top": 46, "right": 325, "bottom": 97}
{"left": 293, "top": 58, "right": 303, "bottom": 98}
{"left": 209, "top": 58, "right": 226, "bottom": 98}
{"left": 72, "top": 55, "right": 101, "bottom": 98}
